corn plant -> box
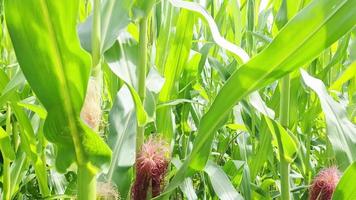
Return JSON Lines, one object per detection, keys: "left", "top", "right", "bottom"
{"left": 0, "top": 0, "right": 355, "bottom": 199}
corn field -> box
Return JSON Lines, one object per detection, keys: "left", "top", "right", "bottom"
{"left": 0, "top": 0, "right": 356, "bottom": 199}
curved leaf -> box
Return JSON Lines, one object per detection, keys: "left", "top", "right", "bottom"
{"left": 301, "top": 69, "right": 356, "bottom": 170}
{"left": 0, "top": 127, "right": 15, "bottom": 160}
{"left": 78, "top": 0, "right": 132, "bottom": 52}
{"left": 169, "top": 0, "right": 250, "bottom": 63}
{"left": 204, "top": 161, "right": 244, "bottom": 200}
{"left": 107, "top": 86, "right": 136, "bottom": 199}
{"left": 165, "top": 0, "right": 356, "bottom": 193}
{"left": 330, "top": 61, "right": 356, "bottom": 91}
{"left": 156, "top": 9, "right": 195, "bottom": 140}
{"left": 332, "top": 162, "right": 356, "bottom": 199}
{"left": 5, "top": 0, "right": 111, "bottom": 172}
{"left": 263, "top": 116, "right": 299, "bottom": 163}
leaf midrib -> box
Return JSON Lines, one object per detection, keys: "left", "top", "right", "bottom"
{"left": 39, "top": 0, "right": 85, "bottom": 164}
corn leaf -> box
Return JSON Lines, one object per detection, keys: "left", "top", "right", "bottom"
{"left": 263, "top": 116, "right": 299, "bottom": 163}
{"left": 204, "top": 160, "right": 244, "bottom": 200}
{"left": 5, "top": 0, "right": 112, "bottom": 172}
{"left": 333, "top": 162, "right": 356, "bottom": 199}
{"left": 78, "top": 0, "right": 132, "bottom": 52}
{"left": 156, "top": 10, "right": 195, "bottom": 141}
{"left": 301, "top": 69, "right": 356, "bottom": 170}
{"left": 0, "top": 127, "right": 15, "bottom": 160}
{"left": 164, "top": 0, "right": 356, "bottom": 193}
{"left": 330, "top": 61, "right": 356, "bottom": 91}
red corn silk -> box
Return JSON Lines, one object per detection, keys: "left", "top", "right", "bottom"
{"left": 132, "top": 138, "right": 170, "bottom": 200}
{"left": 309, "top": 167, "right": 341, "bottom": 200}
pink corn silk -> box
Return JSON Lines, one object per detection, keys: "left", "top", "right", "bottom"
{"left": 132, "top": 138, "right": 169, "bottom": 200}
{"left": 309, "top": 167, "right": 341, "bottom": 200}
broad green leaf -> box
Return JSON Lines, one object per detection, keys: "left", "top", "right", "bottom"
{"left": 105, "top": 41, "right": 138, "bottom": 88}
{"left": 157, "top": 99, "right": 204, "bottom": 109}
{"left": 17, "top": 97, "right": 48, "bottom": 119}
{"left": 0, "top": 127, "right": 15, "bottom": 160}
{"left": 171, "top": 158, "right": 198, "bottom": 200}
{"left": 0, "top": 68, "right": 50, "bottom": 195}
{"left": 17, "top": 102, "right": 47, "bottom": 120}
{"left": 204, "top": 160, "right": 244, "bottom": 200}
{"left": 223, "top": 160, "right": 252, "bottom": 200}
{"left": 165, "top": 0, "right": 356, "bottom": 193}
{"left": 107, "top": 86, "right": 136, "bottom": 199}
{"left": 126, "top": 83, "right": 148, "bottom": 126}
{"left": 332, "top": 162, "right": 356, "bottom": 199}
{"left": 105, "top": 41, "right": 151, "bottom": 126}
{"left": 0, "top": 69, "right": 25, "bottom": 108}
{"left": 146, "top": 67, "right": 165, "bottom": 93}
{"left": 169, "top": 0, "right": 250, "bottom": 63}
{"left": 78, "top": 0, "right": 132, "bottom": 52}
{"left": 0, "top": 69, "right": 25, "bottom": 98}
{"left": 5, "top": 0, "right": 111, "bottom": 172}
{"left": 227, "top": 0, "right": 242, "bottom": 45}
{"left": 108, "top": 86, "right": 137, "bottom": 168}
{"left": 330, "top": 61, "right": 356, "bottom": 91}
{"left": 263, "top": 116, "right": 299, "bottom": 163}
{"left": 301, "top": 69, "right": 356, "bottom": 170}
{"left": 9, "top": 151, "right": 28, "bottom": 197}
{"left": 249, "top": 119, "right": 273, "bottom": 180}
{"left": 156, "top": 9, "right": 195, "bottom": 141}
{"left": 249, "top": 92, "right": 275, "bottom": 119}
{"left": 133, "top": 0, "right": 156, "bottom": 18}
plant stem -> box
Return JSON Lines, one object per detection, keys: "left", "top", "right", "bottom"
{"left": 76, "top": 1, "right": 101, "bottom": 199}
{"left": 136, "top": 16, "right": 148, "bottom": 152}
{"left": 280, "top": 75, "right": 290, "bottom": 127}
{"left": 77, "top": 165, "right": 96, "bottom": 200}
{"left": 279, "top": 157, "right": 290, "bottom": 199}
{"left": 279, "top": 74, "right": 291, "bottom": 200}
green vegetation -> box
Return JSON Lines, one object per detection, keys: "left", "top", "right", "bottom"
{"left": 0, "top": 0, "right": 355, "bottom": 199}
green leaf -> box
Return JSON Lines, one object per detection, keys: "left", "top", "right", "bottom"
{"left": 332, "top": 162, "right": 356, "bottom": 199}
{"left": 104, "top": 41, "right": 150, "bottom": 126}
{"left": 78, "top": 0, "right": 132, "bottom": 52}
{"left": 105, "top": 41, "right": 138, "bottom": 88}
{"left": 249, "top": 119, "right": 273, "bottom": 180}
{"left": 169, "top": 0, "right": 250, "bottom": 63}
{"left": 171, "top": 158, "right": 198, "bottom": 200}
{"left": 249, "top": 92, "right": 275, "bottom": 119}
{"left": 108, "top": 85, "right": 137, "bottom": 168}
{"left": 0, "top": 69, "right": 25, "bottom": 98}
{"left": 126, "top": 83, "right": 148, "bottom": 126}
{"left": 133, "top": 0, "right": 156, "bottom": 18}
{"left": 5, "top": 0, "right": 111, "bottom": 172}
{"left": 156, "top": 9, "right": 195, "bottom": 141}
{"left": 17, "top": 98, "right": 47, "bottom": 119}
{"left": 263, "top": 116, "right": 299, "bottom": 163}
{"left": 165, "top": 0, "right": 356, "bottom": 192}
{"left": 107, "top": 86, "right": 136, "bottom": 199}
{"left": 204, "top": 160, "right": 244, "bottom": 200}
{"left": 330, "top": 61, "right": 356, "bottom": 91}
{"left": 0, "top": 66, "right": 50, "bottom": 195}
{"left": 0, "top": 127, "right": 16, "bottom": 160}
{"left": 301, "top": 69, "right": 356, "bottom": 170}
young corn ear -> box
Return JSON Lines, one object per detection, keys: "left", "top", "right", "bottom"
{"left": 309, "top": 167, "right": 341, "bottom": 200}
{"left": 96, "top": 182, "right": 120, "bottom": 200}
{"left": 131, "top": 137, "right": 170, "bottom": 200}
{"left": 81, "top": 77, "right": 102, "bottom": 131}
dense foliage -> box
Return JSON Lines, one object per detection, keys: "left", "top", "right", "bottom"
{"left": 0, "top": 0, "right": 355, "bottom": 199}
